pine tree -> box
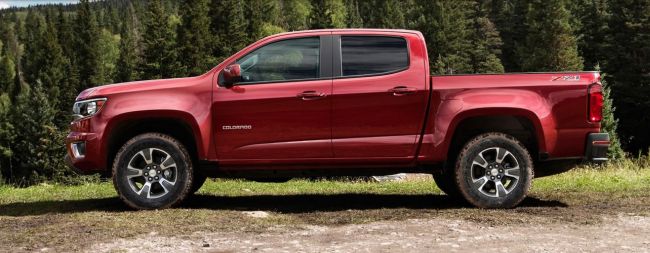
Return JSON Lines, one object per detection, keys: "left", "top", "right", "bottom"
{"left": 572, "top": 0, "right": 609, "bottom": 70}
{"left": 310, "top": 0, "right": 347, "bottom": 29}
{"left": 376, "top": 0, "right": 405, "bottom": 28}
{"left": 419, "top": 0, "right": 474, "bottom": 74}
{"left": 345, "top": 0, "right": 363, "bottom": 28}
{"left": 74, "top": 0, "right": 101, "bottom": 89}
{"left": 140, "top": 0, "right": 178, "bottom": 79}
{"left": 0, "top": 48, "right": 15, "bottom": 93}
{"left": 469, "top": 1, "right": 504, "bottom": 73}
{"left": 38, "top": 18, "right": 68, "bottom": 111}
{"left": 488, "top": 0, "right": 528, "bottom": 72}
{"left": 8, "top": 60, "right": 25, "bottom": 102}
{"left": 0, "top": 43, "right": 15, "bottom": 182}
{"left": 595, "top": 67, "right": 625, "bottom": 159}
{"left": 282, "top": 0, "right": 312, "bottom": 31}
{"left": 104, "top": 3, "right": 120, "bottom": 34}
{"left": 518, "top": 0, "right": 583, "bottom": 72}
{"left": 210, "top": 0, "right": 248, "bottom": 59}
{"left": 0, "top": 21, "right": 21, "bottom": 67}
{"left": 115, "top": 22, "right": 138, "bottom": 82}
{"left": 13, "top": 13, "right": 25, "bottom": 43}
{"left": 247, "top": 0, "right": 284, "bottom": 41}
{"left": 55, "top": 7, "right": 75, "bottom": 61}
{"left": 11, "top": 82, "right": 67, "bottom": 184}
{"left": 606, "top": 0, "right": 650, "bottom": 153}
{"left": 115, "top": 1, "right": 142, "bottom": 82}
{"left": 22, "top": 10, "right": 47, "bottom": 85}
{"left": 177, "top": 0, "right": 214, "bottom": 76}
{"left": 96, "top": 29, "right": 120, "bottom": 84}
{"left": 0, "top": 93, "right": 14, "bottom": 182}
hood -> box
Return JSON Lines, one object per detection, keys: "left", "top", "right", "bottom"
{"left": 76, "top": 76, "right": 204, "bottom": 101}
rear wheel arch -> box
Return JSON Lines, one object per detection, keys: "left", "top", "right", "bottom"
{"left": 444, "top": 111, "right": 543, "bottom": 169}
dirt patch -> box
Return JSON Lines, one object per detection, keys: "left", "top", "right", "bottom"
{"left": 3, "top": 176, "right": 650, "bottom": 253}
{"left": 87, "top": 214, "right": 650, "bottom": 253}
{"left": 2, "top": 194, "right": 650, "bottom": 252}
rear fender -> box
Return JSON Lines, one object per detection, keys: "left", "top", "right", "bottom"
{"left": 425, "top": 89, "right": 553, "bottom": 162}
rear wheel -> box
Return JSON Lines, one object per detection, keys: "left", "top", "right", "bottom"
{"left": 112, "top": 133, "right": 193, "bottom": 210}
{"left": 454, "top": 132, "right": 533, "bottom": 208}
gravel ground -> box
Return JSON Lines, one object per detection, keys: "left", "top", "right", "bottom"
{"left": 87, "top": 213, "right": 650, "bottom": 253}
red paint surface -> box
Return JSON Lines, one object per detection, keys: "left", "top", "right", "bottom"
{"left": 66, "top": 29, "right": 602, "bottom": 173}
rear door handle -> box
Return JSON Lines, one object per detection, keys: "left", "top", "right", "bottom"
{"left": 297, "top": 90, "right": 327, "bottom": 100}
{"left": 388, "top": 86, "right": 417, "bottom": 96}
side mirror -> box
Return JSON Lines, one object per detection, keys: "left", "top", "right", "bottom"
{"left": 222, "top": 64, "right": 242, "bottom": 87}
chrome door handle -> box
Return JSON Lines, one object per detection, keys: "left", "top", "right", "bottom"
{"left": 388, "top": 86, "right": 417, "bottom": 96}
{"left": 297, "top": 91, "right": 327, "bottom": 100}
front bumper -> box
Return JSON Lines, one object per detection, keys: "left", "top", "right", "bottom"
{"left": 584, "top": 133, "right": 609, "bottom": 163}
{"left": 65, "top": 131, "right": 105, "bottom": 174}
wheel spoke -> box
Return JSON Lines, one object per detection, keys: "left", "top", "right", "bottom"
{"left": 139, "top": 148, "right": 154, "bottom": 164}
{"left": 472, "top": 153, "right": 489, "bottom": 168}
{"left": 126, "top": 165, "right": 142, "bottom": 179}
{"left": 495, "top": 148, "right": 511, "bottom": 163}
{"left": 505, "top": 166, "right": 520, "bottom": 179}
{"left": 159, "top": 178, "right": 175, "bottom": 193}
{"left": 160, "top": 154, "right": 176, "bottom": 170}
{"left": 472, "top": 176, "right": 489, "bottom": 190}
{"left": 137, "top": 182, "right": 152, "bottom": 198}
{"left": 495, "top": 181, "right": 508, "bottom": 197}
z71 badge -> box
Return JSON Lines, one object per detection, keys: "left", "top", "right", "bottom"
{"left": 552, "top": 75, "right": 580, "bottom": 81}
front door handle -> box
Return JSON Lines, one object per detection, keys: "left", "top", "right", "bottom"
{"left": 297, "top": 91, "right": 327, "bottom": 100}
{"left": 388, "top": 86, "right": 417, "bottom": 96}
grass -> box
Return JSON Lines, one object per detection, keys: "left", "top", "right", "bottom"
{"left": 1, "top": 161, "right": 650, "bottom": 252}
{"left": 2, "top": 162, "right": 649, "bottom": 204}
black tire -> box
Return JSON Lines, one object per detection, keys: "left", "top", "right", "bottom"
{"left": 112, "top": 133, "right": 193, "bottom": 210}
{"left": 191, "top": 173, "right": 207, "bottom": 194}
{"left": 433, "top": 171, "right": 461, "bottom": 197}
{"left": 454, "top": 132, "right": 533, "bottom": 208}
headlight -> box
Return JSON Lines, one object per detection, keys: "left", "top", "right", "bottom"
{"left": 72, "top": 98, "right": 107, "bottom": 119}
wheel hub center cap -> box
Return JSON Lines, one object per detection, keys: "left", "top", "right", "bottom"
{"left": 490, "top": 168, "right": 499, "bottom": 176}
{"left": 148, "top": 169, "right": 157, "bottom": 177}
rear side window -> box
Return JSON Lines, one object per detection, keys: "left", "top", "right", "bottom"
{"left": 340, "top": 36, "right": 408, "bottom": 76}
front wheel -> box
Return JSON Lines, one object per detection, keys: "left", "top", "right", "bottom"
{"left": 112, "top": 133, "right": 193, "bottom": 210}
{"left": 454, "top": 133, "right": 533, "bottom": 208}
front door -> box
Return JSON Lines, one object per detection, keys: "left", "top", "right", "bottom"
{"left": 213, "top": 36, "right": 333, "bottom": 161}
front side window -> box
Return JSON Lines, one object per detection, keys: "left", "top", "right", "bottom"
{"left": 341, "top": 36, "right": 408, "bottom": 76}
{"left": 236, "top": 37, "right": 320, "bottom": 83}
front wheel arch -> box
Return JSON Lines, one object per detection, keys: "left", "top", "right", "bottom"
{"left": 104, "top": 115, "right": 201, "bottom": 176}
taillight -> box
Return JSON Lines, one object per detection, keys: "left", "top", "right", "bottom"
{"left": 588, "top": 84, "right": 603, "bottom": 122}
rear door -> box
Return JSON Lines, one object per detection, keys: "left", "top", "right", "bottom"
{"left": 331, "top": 33, "right": 428, "bottom": 160}
{"left": 213, "top": 36, "right": 334, "bottom": 161}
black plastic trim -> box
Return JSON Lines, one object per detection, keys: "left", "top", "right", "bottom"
{"left": 320, "top": 35, "right": 334, "bottom": 78}
{"left": 332, "top": 35, "right": 342, "bottom": 77}
{"left": 585, "top": 133, "right": 609, "bottom": 163}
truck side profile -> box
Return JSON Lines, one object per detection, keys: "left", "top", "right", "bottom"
{"left": 66, "top": 29, "right": 609, "bottom": 209}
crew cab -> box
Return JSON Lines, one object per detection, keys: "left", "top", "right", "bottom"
{"left": 66, "top": 29, "right": 609, "bottom": 209}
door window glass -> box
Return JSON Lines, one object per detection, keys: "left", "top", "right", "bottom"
{"left": 341, "top": 36, "right": 408, "bottom": 76}
{"left": 236, "top": 37, "right": 320, "bottom": 83}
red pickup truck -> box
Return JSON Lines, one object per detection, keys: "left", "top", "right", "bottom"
{"left": 66, "top": 29, "right": 609, "bottom": 209}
